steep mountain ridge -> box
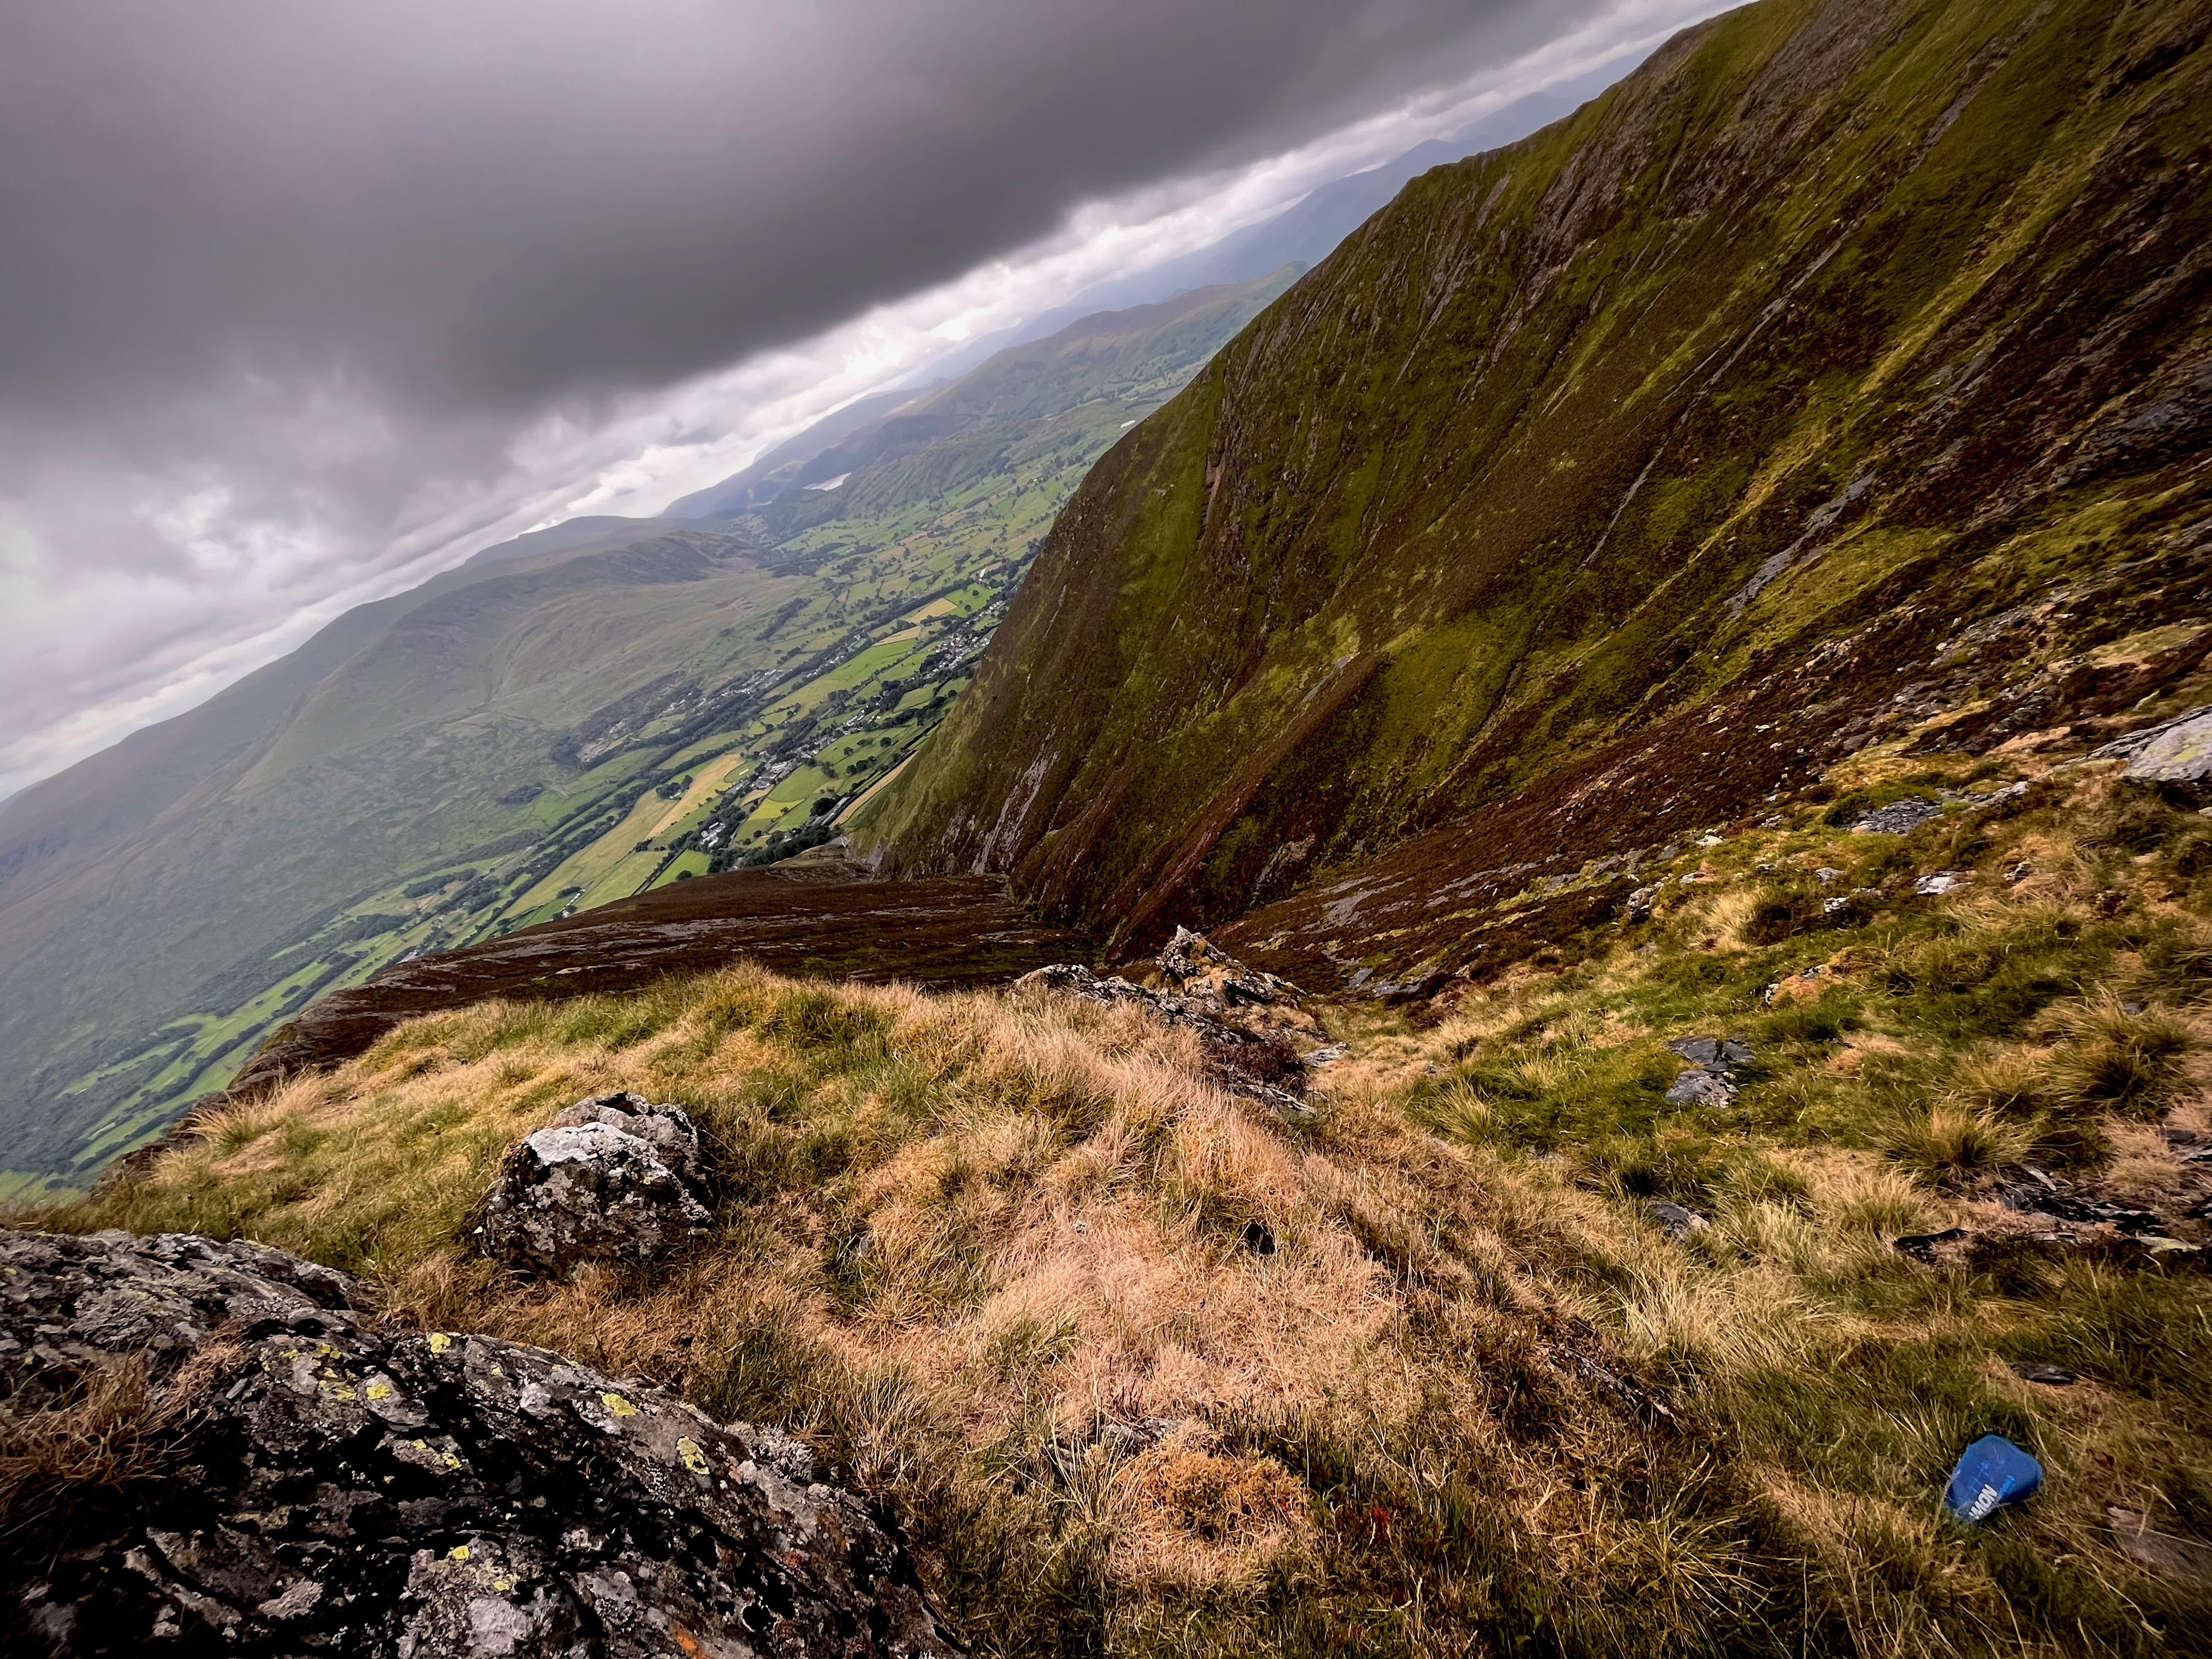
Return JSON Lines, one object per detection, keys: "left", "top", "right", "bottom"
{"left": 858, "top": 0, "right": 2212, "bottom": 989}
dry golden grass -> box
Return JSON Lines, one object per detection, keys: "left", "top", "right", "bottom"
{"left": 31, "top": 752, "right": 2212, "bottom": 1655}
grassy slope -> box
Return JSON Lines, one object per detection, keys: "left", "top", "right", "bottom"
{"left": 0, "top": 274, "right": 1294, "bottom": 1194}
{"left": 37, "top": 739, "right": 2212, "bottom": 1655}
{"left": 857, "top": 0, "right": 2212, "bottom": 967}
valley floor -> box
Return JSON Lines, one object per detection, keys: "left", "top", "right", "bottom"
{"left": 20, "top": 743, "right": 2212, "bottom": 1656}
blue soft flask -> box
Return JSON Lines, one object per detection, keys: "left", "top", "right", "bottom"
{"left": 1944, "top": 1435, "right": 2043, "bottom": 1523}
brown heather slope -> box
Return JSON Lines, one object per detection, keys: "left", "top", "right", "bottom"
{"left": 855, "top": 0, "right": 2212, "bottom": 990}
{"left": 215, "top": 860, "right": 1086, "bottom": 1099}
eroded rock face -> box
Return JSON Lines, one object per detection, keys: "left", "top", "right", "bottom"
{"left": 478, "top": 1093, "right": 712, "bottom": 1279}
{"left": 0, "top": 1227, "right": 961, "bottom": 1657}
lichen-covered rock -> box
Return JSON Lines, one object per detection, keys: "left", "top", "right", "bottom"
{"left": 0, "top": 1227, "right": 962, "bottom": 1657}
{"left": 1155, "top": 927, "right": 1294, "bottom": 1010}
{"left": 478, "top": 1093, "right": 712, "bottom": 1279}
{"left": 2102, "top": 706, "right": 2212, "bottom": 800}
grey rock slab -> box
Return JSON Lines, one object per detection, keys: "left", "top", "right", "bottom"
{"left": 2114, "top": 708, "right": 2212, "bottom": 800}
{"left": 2094, "top": 704, "right": 2212, "bottom": 762}
{"left": 1663, "top": 1070, "right": 1738, "bottom": 1108}
{"left": 1851, "top": 797, "right": 1944, "bottom": 836}
{"left": 1156, "top": 926, "right": 1293, "bottom": 1008}
{"left": 1662, "top": 1036, "right": 1751, "bottom": 1073}
{"left": 1, "top": 1227, "right": 960, "bottom": 1657}
{"left": 1913, "top": 871, "right": 1971, "bottom": 895}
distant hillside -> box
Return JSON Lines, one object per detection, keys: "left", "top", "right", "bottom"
{"left": 0, "top": 270, "right": 1293, "bottom": 1198}
{"left": 859, "top": 0, "right": 2212, "bottom": 987}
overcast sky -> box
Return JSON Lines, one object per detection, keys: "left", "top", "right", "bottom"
{"left": 0, "top": 0, "right": 1728, "bottom": 800}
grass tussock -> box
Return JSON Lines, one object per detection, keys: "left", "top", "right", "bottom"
{"left": 1, "top": 1341, "right": 241, "bottom": 1576}
{"left": 30, "top": 753, "right": 2212, "bottom": 1655}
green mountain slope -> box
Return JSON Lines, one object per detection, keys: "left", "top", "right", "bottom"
{"left": 858, "top": 0, "right": 2212, "bottom": 984}
{"left": 0, "top": 272, "right": 1293, "bottom": 1198}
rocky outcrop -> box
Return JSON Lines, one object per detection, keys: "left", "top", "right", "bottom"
{"left": 0, "top": 1228, "right": 960, "bottom": 1657}
{"left": 1155, "top": 926, "right": 1297, "bottom": 1010}
{"left": 1014, "top": 933, "right": 1316, "bottom": 1120}
{"left": 478, "top": 1093, "right": 712, "bottom": 1280}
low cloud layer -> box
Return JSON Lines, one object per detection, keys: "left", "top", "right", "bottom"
{"left": 0, "top": 0, "right": 1717, "bottom": 798}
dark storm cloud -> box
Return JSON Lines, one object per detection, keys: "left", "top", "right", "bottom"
{"left": 0, "top": 0, "right": 1593, "bottom": 421}
{"left": 0, "top": 0, "right": 1673, "bottom": 798}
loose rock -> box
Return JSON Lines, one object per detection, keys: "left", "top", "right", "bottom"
{"left": 1015, "top": 961, "right": 1314, "bottom": 1120}
{"left": 1662, "top": 1035, "right": 1750, "bottom": 1107}
{"left": 1996, "top": 1171, "right": 2163, "bottom": 1237}
{"left": 478, "top": 1092, "right": 712, "bottom": 1279}
{"left": 1893, "top": 1227, "right": 1972, "bottom": 1263}
{"left": 0, "top": 1228, "right": 960, "bottom": 1657}
{"left": 1156, "top": 926, "right": 1296, "bottom": 1009}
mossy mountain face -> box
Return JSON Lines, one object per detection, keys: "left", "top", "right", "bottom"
{"left": 860, "top": 0, "right": 2212, "bottom": 985}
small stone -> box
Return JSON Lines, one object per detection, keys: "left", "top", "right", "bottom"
{"left": 1644, "top": 1200, "right": 1708, "bottom": 1241}
{"left": 1814, "top": 867, "right": 1844, "bottom": 884}
{"left": 2009, "top": 1362, "right": 2075, "bottom": 1386}
{"left": 1301, "top": 1044, "right": 1348, "bottom": 1065}
{"left": 1913, "top": 871, "right": 1970, "bottom": 895}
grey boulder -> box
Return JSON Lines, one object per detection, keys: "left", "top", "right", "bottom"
{"left": 478, "top": 1093, "right": 712, "bottom": 1279}
{"left": 0, "top": 1227, "right": 960, "bottom": 1657}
